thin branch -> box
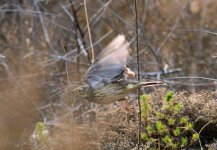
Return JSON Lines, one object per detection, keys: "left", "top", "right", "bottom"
{"left": 164, "top": 76, "right": 217, "bottom": 81}
{"left": 34, "top": 1, "right": 54, "bottom": 50}
{"left": 135, "top": 0, "right": 141, "bottom": 149}
{"left": 191, "top": 120, "right": 213, "bottom": 150}
{"left": 61, "top": 4, "right": 87, "bottom": 56}
{"left": 61, "top": 41, "right": 70, "bottom": 84}
{"left": 84, "top": 0, "right": 94, "bottom": 64}
{"left": 69, "top": 1, "right": 91, "bottom": 64}
{"left": 199, "top": 120, "right": 213, "bottom": 135}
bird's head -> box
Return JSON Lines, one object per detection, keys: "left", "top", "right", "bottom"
{"left": 73, "top": 85, "right": 89, "bottom": 98}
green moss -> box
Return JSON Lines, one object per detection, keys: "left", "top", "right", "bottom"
{"left": 185, "top": 122, "right": 193, "bottom": 130}
{"left": 162, "top": 134, "right": 172, "bottom": 144}
{"left": 140, "top": 91, "right": 198, "bottom": 149}
{"left": 167, "top": 117, "right": 175, "bottom": 126}
{"left": 165, "top": 91, "right": 174, "bottom": 102}
{"left": 156, "top": 121, "right": 167, "bottom": 133}
{"left": 180, "top": 116, "right": 189, "bottom": 124}
{"left": 156, "top": 112, "right": 165, "bottom": 119}
{"left": 174, "top": 103, "right": 182, "bottom": 114}
{"left": 180, "top": 137, "right": 188, "bottom": 147}
{"left": 141, "top": 95, "right": 150, "bottom": 120}
{"left": 173, "top": 127, "right": 181, "bottom": 136}
{"left": 141, "top": 133, "right": 149, "bottom": 141}
{"left": 170, "top": 142, "right": 179, "bottom": 149}
{"left": 192, "top": 133, "right": 199, "bottom": 141}
{"left": 146, "top": 125, "right": 155, "bottom": 134}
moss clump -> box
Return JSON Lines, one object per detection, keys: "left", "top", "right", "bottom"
{"left": 140, "top": 91, "right": 199, "bottom": 149}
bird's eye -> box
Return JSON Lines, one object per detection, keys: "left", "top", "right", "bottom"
{"left": 77, "top": 88, "right": 82, "bottom": 93}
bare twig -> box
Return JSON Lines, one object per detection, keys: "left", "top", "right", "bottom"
{"left": 171, "top": 29, "right": 217, "bottom": 35}
{"left": 33, "top": 1, "right": 54, "bottom": 50}
{"left": 199, "top": 120, "right": 213, "bottom": 135}
{"left": 61, "top": 4, "right": 87, "bottom": 55}
{"left": 163, "top": 76, "right": 217, "bottom": 86}
{"left": 61, "top": 41, "right": 70, "bottom": 84}
{"left": 69, "top": 1, "right": 92, "bottom": 64}
{"left": 41, "top": 30, "right": 113, "bottom": 67}
{"left": 134, "top": 0, "right": 141, "bottom": 149}
{"left": 191, "top": 120, "right": 213, "bottom": 150}
{"left": 84, "top": 0, "right": 94, "bottom": 64}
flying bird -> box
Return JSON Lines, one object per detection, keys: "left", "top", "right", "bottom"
{"left": 74, "top": 35, "right": 164, "bottom": 104}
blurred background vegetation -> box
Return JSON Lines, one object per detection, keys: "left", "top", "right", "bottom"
{"left": 0, "top": 0, "right": 216, "bottom": 149}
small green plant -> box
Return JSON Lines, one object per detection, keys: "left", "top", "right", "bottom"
{"left": 156, "top": 112, "right": 165, "bottom": 119}
{"left": 167, "top": 117, "right": 175, "bottom": 126}
{"left": 146, "top": 125, "right": 155, "bottom": 134}
{"left": 165, "top": 91, "right": 174, "bottom": 102}
{"left": 156, "top": 121, "right": 167, "bottom": 133}
{"left": 30, "top": 122, "right": 50, "bottom": 150}
{"left": 174, "top": 103, "right": 182, "bottom": 114}
{"left": 140, "top": 91, "right": 199, "bottom": 149}
{"left": 141, "top": 95, "right": 150, "bottom": 122}
{"left": 162, "top": 134, "right": 172, "bottom": 144}
{"left": 185, "top": 122, "right": 193, "bottom": 130}
{"left": 141, "top": 133, "right": 149, "bottom": 141}
{"left": 180, "top": 116, "right": 189, "bottom": 124}
{"left": 173, "top": 127, "right": 181, "bottom": 136}
{"left": 192, "top": 133, "right": 199, "bottom": 141}
{"left": 180, "top": 137, "right": 188, "bottom": 147}
{"left": 35, "top": 122, "right": 48, "bottom": 143}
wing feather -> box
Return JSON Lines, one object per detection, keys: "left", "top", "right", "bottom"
{"left": 85, "top": 35, "right": 131, "bottom": 89}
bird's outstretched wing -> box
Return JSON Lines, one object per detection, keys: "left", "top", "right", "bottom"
{"left": 85, "top": 35, "right": 131, "bottom": 89}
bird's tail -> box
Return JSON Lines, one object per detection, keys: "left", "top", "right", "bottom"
{"left": 139, "top": 80, "right": 165, "bottom": 87}
{"left": 126, "top": 80, "right": 166, "bottom": 90}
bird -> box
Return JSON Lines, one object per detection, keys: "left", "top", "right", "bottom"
{"left": 74, "top": 34, "right": 164, "bottom": 104}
